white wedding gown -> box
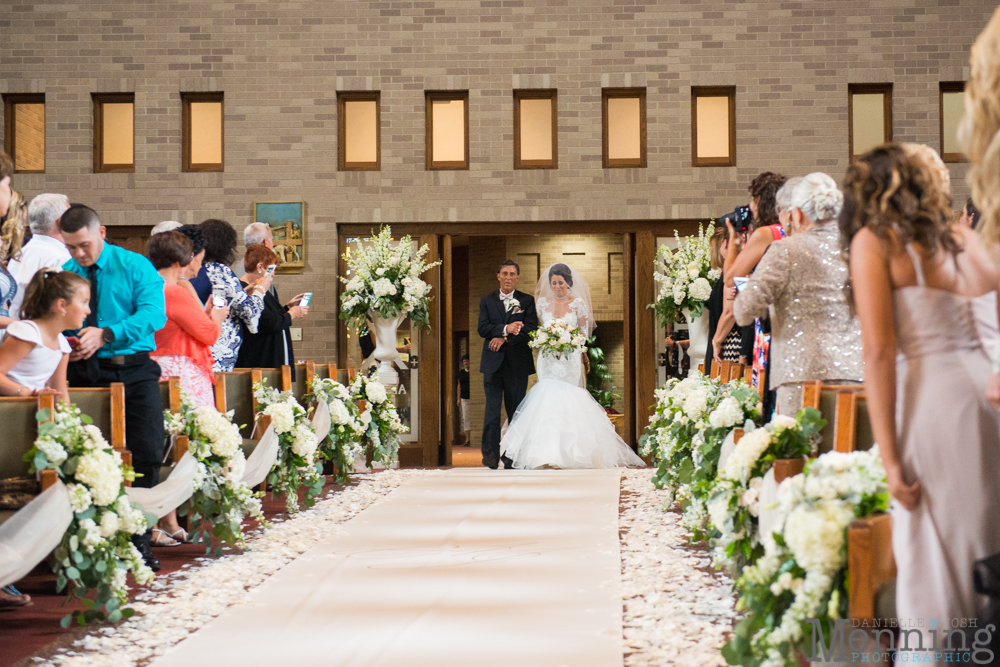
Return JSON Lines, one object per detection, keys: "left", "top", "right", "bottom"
{"left": 500, "top": 297, "right": 645, "bottom": 469}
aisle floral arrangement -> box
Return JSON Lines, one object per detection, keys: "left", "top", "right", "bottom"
{"left": 706, "top": 407, "right": 825, "bottom": 571}
{"left": 529, "top": 318, "right": 588, "bottom": 359}
{"left": 650, "top": 223, "right": 721, "bottom": 326}
{"left": 164, "top": 395, "right": 267, "bottom": 552}
{"left": 253, "top": 381, "right": 324, "bottom": 513}
{"left": 350, "top": 371, "right": 407, "bottom": 468}
{"left": 639, "top": 373, "right": 762, "bottom": 533}
{"left": 25, "top": 403, "right": 154, "bottom": 626}
{"left": 305, "top": 377, "right": 366, "bottom": 484}
{"left": 339, "top": 225, "right": 442, "bottom": 334}
{"left": 722, "top": 447, "right": 888, "bottom": 667}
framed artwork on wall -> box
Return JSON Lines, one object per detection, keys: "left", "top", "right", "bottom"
{"left": 253, "top": 201, "right": 305, "bottom": 274}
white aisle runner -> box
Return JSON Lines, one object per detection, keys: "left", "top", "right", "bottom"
{"left": 152, "top": 468, "right": 625, "bottom": 667}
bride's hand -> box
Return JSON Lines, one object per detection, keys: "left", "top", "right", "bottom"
{"left": 987, "top": 373, "right": 1000, "bottom": 410}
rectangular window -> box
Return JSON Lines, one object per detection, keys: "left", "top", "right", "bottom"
{"left": 691, "top": 86, "right": 736, "bottom": 167}
{"left": 602, "top": 88, "right": 646, "bottom": 168}
{"left": 425, "top": 91, "right": 469, "bottom": 170}
{"left": 940, "top": 82, "right": 966, "bottom": 163}
{"left": 848, "top": 84, "right": 892, "bottom": 159}
{"left": 3, "top": 94, "right": 46, "bottom": 173}
{"left": 514, "top": 89, "right": 557, "bottom": 169}
{"left": 338, "top": 91, "right": 380, "bottom": 171}
{"left": 182, "top": 92, "right": 224, "bottom": 172}
{"left": 93, "top": 93, "right": 135, "bottom": 173}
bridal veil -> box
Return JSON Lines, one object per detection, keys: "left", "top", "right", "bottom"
{"left": 534, "top": 262, "right": 596, "bottom": 336}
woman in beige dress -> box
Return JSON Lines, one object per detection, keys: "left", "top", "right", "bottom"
{"left": 733, "top": 172, "right": 863, "bottom": 415}
{"left": 841, "top": 143, "right": 1000, "bottom": 653}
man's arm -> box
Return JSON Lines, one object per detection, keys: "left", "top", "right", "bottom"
{"left": 107, "top": 257, "right": 167, "bottom": 346}
{"left": 477, "top": 295, "right": 506, "bottom": 340}
{"left": 504, "top": 296, "right": 537, "bottom": 346}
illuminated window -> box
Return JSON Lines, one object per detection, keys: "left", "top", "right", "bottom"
{"left": 338, "top": 91, "right": 380, "bottom": 171}
{"left": 514, "top": 90, "right": 557, "bottom": 169}
{"left": 2, "top": 94, "right": 45, "bottom": 173}
{"left": 602, "top": 88, "right": 646, "bottom": 168}
{"left": 182, "top": 92, "right": 224, "bottom": 172}
{"left": 93, "top": 93, "right": 135, "bottom": 173}
{"left": 691, "top": 87, "right": 736, "bottom": 167}
{"left": 426, "top": 91, "right": 469, "bottom": 170}
{"left": 849, "top": 84, "right": 892, "bottom": 159}
{"left": 940, "top": 82, "right": 966, "bottom": 163}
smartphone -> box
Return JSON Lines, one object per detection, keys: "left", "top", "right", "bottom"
{"left": 299, "top": 292, "right": 313, "bottom": 307}
{"left": 211, "top": 285, "right": 227, "bottom": 308}
{"left": 733, "top": 277, "right": 749, "bottom": 293}
{"left": 265, "top": 264, "right": 277, "bottom": 277}
{"left": 66, "top": 336, "right": 81, "bottom": 348}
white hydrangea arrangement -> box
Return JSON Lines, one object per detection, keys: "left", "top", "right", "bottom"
{"left": 649, "top": 222, "right": 721, "bottom": 326}
{"left": 254, "top": 381, "right": 324, "bottom": 514}
{"left": 305, "top": 378, "right": 366, "bottom": 485}
{"left": 163, "top": 394, "right": 267, "bottom": 552}
{"left": 529, "top": 317, "right": 587, "bottom": 359}
{"left": 722, "top": 447, "right": 888, "bottom": 667}
{"left": 25, "top": 403, "right": 154, "bottom": 627}
{"left": 339, "top": 225, "right": 442, "bottom": 334}
{"left": 350, "top": 371, "right": 407, "bottom": 468}
{"left": 706, "top": 407, "right": 825, "bottom": 572}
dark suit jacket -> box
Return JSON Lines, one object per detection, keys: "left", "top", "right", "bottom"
{"left": 478, "top": 290, "right": 537, "bottom": 376}
{"left": 235, "top": 281, "right": 296, "bottom": 380}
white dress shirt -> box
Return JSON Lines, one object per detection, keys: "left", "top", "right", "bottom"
{"left": 8, "top": 235, "right": 72, "bottom": 319}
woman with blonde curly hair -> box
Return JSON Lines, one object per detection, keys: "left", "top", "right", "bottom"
{"left": 0, "top": 188, "right": 28, "bottom": 329}
{"left": 839, "top": 143, "right": 1000, "bottom": 653}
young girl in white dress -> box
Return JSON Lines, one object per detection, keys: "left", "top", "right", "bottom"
{"left": 0, "top": 269, "right": 89, "bottom": 405}
{"left": 500, "top": 263, "right": 644, "bottom": 469}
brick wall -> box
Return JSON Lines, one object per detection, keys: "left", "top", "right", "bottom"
{"left": 0, "top": 0, "right": 992, "bottom": 364}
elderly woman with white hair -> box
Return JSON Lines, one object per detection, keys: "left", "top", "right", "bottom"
{"left": 733, "top": 172, "right": 864, "bottom": 415}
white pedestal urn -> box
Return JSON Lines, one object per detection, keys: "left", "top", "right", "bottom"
{"left": 682, "top": 307, "right": 710, "bottom": 372}
{"left": 370, "top": 312, "right": 405, "bottom": 388}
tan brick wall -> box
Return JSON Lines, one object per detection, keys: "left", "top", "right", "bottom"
{"left": 0, "top": 1, "right": 991, "bottom": 365}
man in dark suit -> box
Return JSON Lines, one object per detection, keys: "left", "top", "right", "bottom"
{"left": 478, "top": 259, "right": 538, "bottom": 469}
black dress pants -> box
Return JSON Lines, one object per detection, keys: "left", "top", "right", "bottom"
{"left": 68, "top": 358, "right": 165, "bottom": 489}
{"left": 481, "top": 358, "right": 529, "bottom": 468}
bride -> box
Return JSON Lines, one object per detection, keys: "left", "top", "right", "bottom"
{"left": 500, "top": 263, "right": 645, "bottom": 469}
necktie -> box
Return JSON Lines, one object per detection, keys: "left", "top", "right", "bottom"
{"left": 86, "top": 265, "right": 99, "bottom": 328}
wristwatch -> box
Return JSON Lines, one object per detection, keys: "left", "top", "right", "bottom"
{"left": 102, "top": 328, "right": 116, "bottom": 344}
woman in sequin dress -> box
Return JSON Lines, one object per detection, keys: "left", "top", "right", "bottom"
{"left": 733, "top": 173, "right": 863, "bottom": 415}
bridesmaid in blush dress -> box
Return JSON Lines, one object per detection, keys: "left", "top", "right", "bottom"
{"left": 840, "top": 144, "right": 1000, "bottom": 654}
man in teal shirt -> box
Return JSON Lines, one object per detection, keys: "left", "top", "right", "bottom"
{"left": 62, "top": 204, "right": 167, "bottom": 570}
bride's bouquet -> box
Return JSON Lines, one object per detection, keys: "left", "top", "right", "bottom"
{"left": 529, "top": 319, "right": 587, "bottom": 359}
{"left": 650, "top": 222, "right": 720, "bottom": 325}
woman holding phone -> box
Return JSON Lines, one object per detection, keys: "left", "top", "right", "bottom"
{"left": 235, "top": 244, "right": 308, "bottom": 375}
{"left": 733, "top": 173, "right": 863, "bottom": 415}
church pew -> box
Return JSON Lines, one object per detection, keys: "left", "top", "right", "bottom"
{"left": 68, "top": 384, "right": 131, "bottom": 483}
{"left": 0, "top": 394, "right": 59, "bottom": 525}
{"left": 834, "top": 392, "right": 875, "bottom": 453}
{"left": 292, "top": 363, "right": 310, "bottom": 402}
{"left": 710, "top": 359, "right": 721, "bottom": 379}
{"left": 800, "top": 381, "right": 866, "bottom": 455}
{"left": 158, "top": 377, "right": 189, "bottom": 480}
{"left": 215, "top": 371, "right": 256, "bottom": 439}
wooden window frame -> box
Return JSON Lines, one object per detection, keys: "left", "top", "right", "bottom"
{"left": 939, "top": 81, "right": 967, "bottom": 163}
{"left": 3, "top": 93, "right": 46, "bottom": 174}
{"left": 848, "top": 83, "right": 893, "bottom": 160}
{"left": 92, "top": 92, "right": 135, "bottom": 173}
{"left": 337, "top": 91, "right": 381, "bottom": 171}
{"left": 425, "top": 91, "right": 469, "bottom": 171}
{"left": 691, "top": 86, "right": 736, "bottom": 167}
{"left": 182, "top": 92, "right": 224, "bottom": 172}
{"left": 513, "top": 89, "right": 557, "bottom": 169}
{"left": 602, "top": 88, "right": 647, "bottom": 168}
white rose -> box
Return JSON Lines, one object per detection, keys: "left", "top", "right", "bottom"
{"left": 708, "top": 397, "right": 743, "bottom": 429}
{"left": 290, "top": 424, "right": 318, "bottom": 460}
{"left": 75, "top": 449, "right": 124, "bottom": 506}
{"left": 771, "top": 415, "right": 798, "bottom": 431}
{"left": 682, "top": 389, "right": 708, "bottom": 419}
{"left": 263, "top": 402, "right": 295, "bottom": 434}
{"left": 366, "top": 380, "right": 388, "bottom": 404}
{"left": 375, "top": 267, "right": 386, "bottom": 276}
{"left": 329, "top": 399, "right": 352, "bottom": 425}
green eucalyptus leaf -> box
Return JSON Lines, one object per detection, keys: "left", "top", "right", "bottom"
{"left": 66, "top": 566, "right": 81, "bottom": 580}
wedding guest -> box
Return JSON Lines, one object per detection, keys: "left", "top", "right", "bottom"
{"left": 705, "top": 224, "right": 744, "bottom": 374}
{"left": 734, "top": 173, "right": 862, "bottom": 414}
{"left": 244, "top": 221, "right": 273, "bottom": 249}
{"left": 173, "top": 224, "right": 206, "bottom": 301}
{"left": 192, "top": 219, "right": 268, "bottom": 372}
{"left": 0, "top": 270, "right": 86, "bottom": 405}
{"left": 9, "top": 193, "right": 71, "bottom": 319}
{"left": 723, "top": 172, "right": 787, "bottom": 414}
{"left": 234, "top": 244, "right": 307, "bottom": 374}
{"left": 840, "top": 144, "right": 1000, "bottom": 651}
{"left": 148, "top": 231, "right": 228, "bottom": 546}
{"left": 456, "top": 355, "right": 471, "bottom": 446}
{"left": 959, "top": 198, "right": 981, "bottom": 230}
{"left": 0, "top": 189, "right": 29, "bottom": 328}
{"left": 61, "top": 204, "right": 166, "bottom": 571}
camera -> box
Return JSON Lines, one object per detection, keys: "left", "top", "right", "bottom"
{"left": 718, "top": 205, "right": 754, "bottom": 233}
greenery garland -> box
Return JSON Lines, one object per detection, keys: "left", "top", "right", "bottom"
{"left": 350, "top": 370, "right": 407, "bottom": 468}
{"left": 304, "top": 378, "right": 365, "bottom": 485}
{"left": 25, "top": 403, "right": 154, "bottom": 627}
